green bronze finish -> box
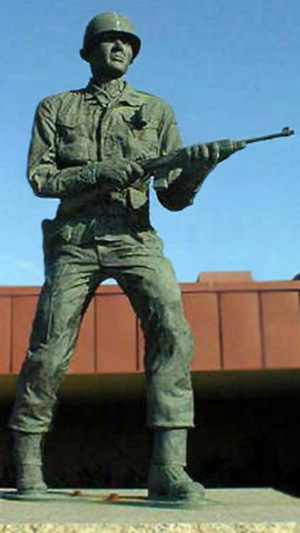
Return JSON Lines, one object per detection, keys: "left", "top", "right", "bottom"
{"left": 80, "top": 12, "right": 141, "bottom": 61}
{"left": 9, "top": 11, "right": 283, "bottom": 504}
{"left": 12, "top": 431, "right": 47, "bottom": 495}
{"left": 148, "top": 428, "right": 205, "bottom": 503}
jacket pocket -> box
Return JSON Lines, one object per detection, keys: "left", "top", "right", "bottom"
{"left": 56, "top": 121, "right": 91, "bottom": 164}
{"left": 116, "top": 108, "right": 160, "bottom": 159}
{"left": 42, "top": 218, "right": 95, "bottom": 249}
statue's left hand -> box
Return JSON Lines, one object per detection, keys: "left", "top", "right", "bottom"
{"left": 179, "top": 140, "right": 245, "bottom": 174}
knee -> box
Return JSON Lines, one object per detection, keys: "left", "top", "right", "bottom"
{"left": 155, "top": 301, "right": 194, "bottom": 350}
{"left": 22, "top": 348, "right": 66, "bottom": 379}
{"left": 144, "top": 315, "right": 194, "bottom": 373}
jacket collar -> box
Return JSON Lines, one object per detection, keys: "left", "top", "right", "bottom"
{"left": 85, "top": 79, "right": 144, "bottom": 107}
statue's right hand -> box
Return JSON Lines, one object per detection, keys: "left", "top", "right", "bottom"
{"left": 94, "top": 160, "right": 145, "bottom": 190}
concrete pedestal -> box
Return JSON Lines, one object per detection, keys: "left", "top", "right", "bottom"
{"left": 1, "top": 488, "right": 300, "bottom": 532}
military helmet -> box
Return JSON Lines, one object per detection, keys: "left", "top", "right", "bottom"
{"left": 81, "top": 12, "right": 141, "bottom": 60}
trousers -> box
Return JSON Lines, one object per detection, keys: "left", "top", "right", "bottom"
{"left": 9, "top": 228, "right": 195, "bottom": 433}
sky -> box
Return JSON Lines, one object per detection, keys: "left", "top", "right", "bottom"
{"left": 0, "top": 0, "right": 299, "bottom": 286}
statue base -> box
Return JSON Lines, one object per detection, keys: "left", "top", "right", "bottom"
{"left": 1, "top": 489, "right": 213, "bottom": 508}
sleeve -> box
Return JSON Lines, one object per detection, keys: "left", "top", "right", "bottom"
{"left": 155, "top": 104, "right": 212, "bottom": 211}
{"left": 27, "top": 97, "right": 98, "bottom": 199}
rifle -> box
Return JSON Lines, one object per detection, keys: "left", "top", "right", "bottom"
{"left": 60, "top": 127, "right": 295, "bottom": 213}
{"left": 139, "top": 127, "right": 294, "bottom": 190}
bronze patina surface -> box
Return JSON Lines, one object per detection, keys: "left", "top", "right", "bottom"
{"left": 7, "top": 12, "right": 252, "bottom": 504}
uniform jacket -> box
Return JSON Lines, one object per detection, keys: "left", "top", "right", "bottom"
{"left": 28, "top": 80, "right": 204, "bottom": 244}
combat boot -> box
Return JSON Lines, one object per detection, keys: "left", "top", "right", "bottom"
{"left": 13, "top": 430, "right": 47, "bottom": 495}
{"left": 148, "top": 428, "right": 205, "bottom": 504}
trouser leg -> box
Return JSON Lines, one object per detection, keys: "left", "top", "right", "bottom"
{"left": 117, "top": 254, "right": 194, "bottom": 428}
{"left": 113, "top": 233, "right": 203, "bottom": 502}
{"left": 9, "top": 244, "right": 101, "bottom": 434}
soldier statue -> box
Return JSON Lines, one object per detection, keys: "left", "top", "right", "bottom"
{"left": 9, "top": 12, "right": 240, "bottom": 503}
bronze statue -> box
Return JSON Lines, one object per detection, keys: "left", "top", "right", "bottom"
{"left": 8, "top": 12, "right": 288, "bottom": 503}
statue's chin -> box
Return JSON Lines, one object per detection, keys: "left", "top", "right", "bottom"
{"left": 92, "top": 62, "right": 128, "bottom": 81}
{"left": 107, "top": 65, "right": 128, "bottom": 79}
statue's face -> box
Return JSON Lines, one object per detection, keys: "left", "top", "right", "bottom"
{"left": 88, "top": 31, "right": 134, "bottom": 79}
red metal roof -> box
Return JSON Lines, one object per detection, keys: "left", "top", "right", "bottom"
{"left": 1, "top": 279, "right": 300, "bottom": 375}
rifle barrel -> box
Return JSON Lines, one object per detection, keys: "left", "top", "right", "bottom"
{"left": 242, "top": 127, "right": 294, "bottom": 145}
